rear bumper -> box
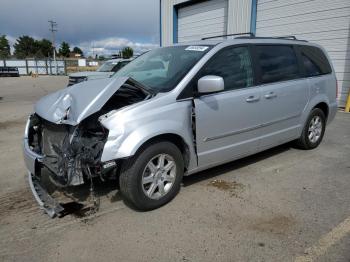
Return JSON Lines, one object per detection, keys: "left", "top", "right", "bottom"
{"left": 327, "top": 101, "right": 338, "bottom": 125}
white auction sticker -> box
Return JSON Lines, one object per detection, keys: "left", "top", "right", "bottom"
{"left": 185, "top": 46, "right": 209, "bottom": 52}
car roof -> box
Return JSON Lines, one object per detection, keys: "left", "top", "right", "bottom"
{"left": 173, "top": 37, "right": 321, "bottom": 49}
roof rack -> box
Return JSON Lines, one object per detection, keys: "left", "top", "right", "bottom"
{"left": 201, "top": 32, "right": 255, "bottom": 40}
{"left": 236, "top": 35, "right": 308, "bottom": 42}
{"left": 201, "top": 33, "right": 307, "bottom": 42}
{"left": 275, "top": 35, "right": 297, "bottom": 40}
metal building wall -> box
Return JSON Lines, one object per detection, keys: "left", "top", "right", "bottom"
{"left": 160, "top": 0, "right": 253, "bottom": 46}
{"left": 160, "top": 0, "right": 188, "bottom": 46}
{"left": 256, "top": 0, "right": 350, "bottom": 107}
{"left": 177, "top": 0, "right": 228, "bottom": 43}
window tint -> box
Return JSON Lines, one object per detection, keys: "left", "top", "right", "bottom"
{"left": 199, "top": 46, "right": 254, "bottom": 91}
{"left": 299, "top": 46, "right": 332, "bottom": 77}
{"left": 256, "top": 45, "right": 299, "bottom": 84}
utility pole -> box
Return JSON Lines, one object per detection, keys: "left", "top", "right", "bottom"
{"left": 48, "top": 20, "right": 58, "bottom": 75}
{"left": 92, "top": 42, "right": 95, "bottom": 59}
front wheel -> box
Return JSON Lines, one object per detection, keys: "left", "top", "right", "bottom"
{"left": 119, "top": 141, "right": 184, "bottom": 210}
{"left": 295, "top": 108, "right": 326, "bottom": 149}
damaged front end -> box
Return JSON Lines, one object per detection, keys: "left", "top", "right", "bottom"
{"left": 24, "top": 77, "right": 153, "bottom": 217}
{"left": 31, "top": 113, "right": 107, "bottom": 188}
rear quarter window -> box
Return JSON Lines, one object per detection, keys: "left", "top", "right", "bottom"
{"left": 255, "top": 45, "right": 300, "bottom": 84}
{"left": 298, "top": 45, "right": 332, "bottom": 77}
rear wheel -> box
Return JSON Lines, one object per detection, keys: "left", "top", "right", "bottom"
{"left": 295, "top": 108, "right": 326, "bottom": 149}
{"left": 119, "top": 141, "right": 184, "bottom": 210}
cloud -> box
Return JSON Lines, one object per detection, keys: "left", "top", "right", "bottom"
{"left": 0, "top": 0, "right": 160, "bottom": 54}
{"left": 78, "top": 37, "right": 158, "bottom": 56}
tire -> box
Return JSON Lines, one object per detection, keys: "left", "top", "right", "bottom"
{"left": 295, "top": 108, "right": 326, "bottom": 150}
{"left": 119, "top": 141, "right": 184, "bottom": 210}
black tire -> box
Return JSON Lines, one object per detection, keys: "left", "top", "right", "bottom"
{"left": 119, "top": 141, "right": 184, "bottom": 210}
{"left": 295, "top": 108, "right": 326, "bottom": 150}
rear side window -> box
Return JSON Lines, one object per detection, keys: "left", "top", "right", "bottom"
{"left": 299, "top": 46, "right": 332, "bottom": 77}
{"left": 256, "top": 45, "right": 299, "bottom": 84}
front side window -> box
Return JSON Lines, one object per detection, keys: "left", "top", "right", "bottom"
{"left": 114, "top": 45, "right": 213, "bottom": 93}
{"left": 198, "top": 46, "right": 254, "bottom": 91}
{"left": 299, "top": 45, "right": 332, "bottom": 77}
{"left": 256, "top": 45, "right": 299, "bottom": 84}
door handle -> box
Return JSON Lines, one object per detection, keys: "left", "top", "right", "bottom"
{"left": 246, "top": 95, "right": 260, "bottom": 103}
{"left": 264, "top": 92, "right": 277, "bottom": 99}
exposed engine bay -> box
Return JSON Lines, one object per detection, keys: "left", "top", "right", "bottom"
{"left": 27, "top": 79, "right": 153, "bottom": 188}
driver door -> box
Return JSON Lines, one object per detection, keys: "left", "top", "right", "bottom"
{"left": 194, "top": 46, "right": 263, "bottom": 168}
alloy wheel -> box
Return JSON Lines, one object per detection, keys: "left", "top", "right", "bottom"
{"left": 141, "top": 153, "right": 177, "bottom": 200}
{"left": 308, "top": 115, "right": 323, "bottom": 143}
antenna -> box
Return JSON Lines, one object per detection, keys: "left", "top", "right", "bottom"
{"left": 48, "top": 20, "right": 58, "bottom": 75}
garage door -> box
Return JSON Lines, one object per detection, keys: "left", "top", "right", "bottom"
{"left": 256, "top": 0, "right": 350, "bottom": 107}
{"left": 177, "top": 0, "right": 228, "bottom": 43}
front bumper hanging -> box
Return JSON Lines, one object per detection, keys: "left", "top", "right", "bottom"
{"left": 28, "top": 172, "right": 64, "bottom": 218}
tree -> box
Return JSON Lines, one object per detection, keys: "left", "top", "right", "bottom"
{"left": 36, "top": 39, "right": 53, "bottom": 58}
{"left": 59, "top": 41, "right": 70, "bottom": 57}
{"left": 13, "top": 35, "right": 37, "bottom": 58}
{"left": 0, "top": 35, "right": 11, "bottom": 58}
{"left": 73, "top": 46, "right": 83, "bottom": 57}
{"left": 121, "top": 46, "right": 133, "bottom": 59}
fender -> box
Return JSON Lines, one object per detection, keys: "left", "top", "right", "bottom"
{"left": 100, "top": 101, "right": 198, "bottom": 171}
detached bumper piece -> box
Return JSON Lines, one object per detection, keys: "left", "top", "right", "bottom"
{"left": 28, "top": 172, "right": 64, "bottom": 218}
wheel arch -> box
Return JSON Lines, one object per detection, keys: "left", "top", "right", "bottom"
{"left": 133, "top": 133, "right": 191, "bottom": 172}
{"left": 313, "top": 102, "right": 329, "bottom": 120}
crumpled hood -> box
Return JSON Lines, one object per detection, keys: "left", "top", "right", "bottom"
{"left": 35, "top": 76, "right": 129, "bottom": 125}
{"left": 69, "top": 71, "right": 114, "bottom": 79}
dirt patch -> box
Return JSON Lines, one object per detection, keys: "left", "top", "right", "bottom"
{"left": 208, "top": 179, "right": 245, "bottom": 197}
{"left": 0, "top": 189, "right": 37, "bottom": 220}
{"left": 249, "top": 215, "right": 296, "bottom": 235}
{"left": 0, "top": 118, "right": 25, "bottom": 130}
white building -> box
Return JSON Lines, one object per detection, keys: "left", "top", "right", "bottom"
{"left": 160, "top": 0, "right": 350, "bottom": 107}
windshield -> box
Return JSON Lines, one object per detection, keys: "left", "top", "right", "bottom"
{"left": 114, "top": 45, "right": 213, "bottom": 92}
{"left": 97, "top": 61, "right": 119, "bottom": 72}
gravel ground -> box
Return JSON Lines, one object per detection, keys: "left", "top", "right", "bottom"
{"left": 0, "top": 76, "right": 349, "bottom": 262}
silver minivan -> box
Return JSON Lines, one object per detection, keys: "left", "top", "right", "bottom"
{"left": 23, "top": 36, "right": 337, "bottom": 217}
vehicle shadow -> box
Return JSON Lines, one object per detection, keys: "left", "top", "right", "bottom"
{"left": 182, "top": 142, "right": 292, "bottom": 187}
{"left": 42, "top": 142, "right": 293, "bottom": 217}
{"left": 40, "top": 171, "right": 121, "bottom": 217}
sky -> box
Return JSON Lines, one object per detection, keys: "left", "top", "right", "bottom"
{"left": 0, "top": 0, "right": 160, "bottom": 56}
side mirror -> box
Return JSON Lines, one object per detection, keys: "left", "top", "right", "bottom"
{"left": 197, "top": 75, "right": 224, "bottom": 94}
